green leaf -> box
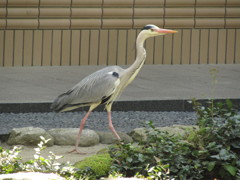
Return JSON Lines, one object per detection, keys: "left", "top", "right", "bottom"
{"left": 207, "top": 162, "right": 216, "bottom": 171}
{"left": 126, "top": 157, "right": 132, "bottom": 163}
{"left": 226, "top": 99, "right": 233, "bottom": 109}
{"left": 224, "top": 164, "right": 237, "bottom": 176}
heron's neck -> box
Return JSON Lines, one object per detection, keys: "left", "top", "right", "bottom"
{"left": 127, "top": 33, "right": 147, "bottom": 73}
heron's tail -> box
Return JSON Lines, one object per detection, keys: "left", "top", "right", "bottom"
{"left": 50, "top": 90, "right": 73, "bottom": 112}
{"left": 51, "top": 91, "right": 89, "bottom": 112}
{"left": 50, "top": 95, "right": 66, "bottom": 112}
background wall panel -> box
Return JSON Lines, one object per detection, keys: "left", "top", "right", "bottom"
{"left": 51, "top": 30, "right": 61, "bottom": 66}
{"left": 0, "top": 31, "right": 4, "bottom": 66}
{"left": 4, "top": 30, "right": 14, "bottom": 66}
{"left": 42, "top": 30, "right": 52, "bottom": 66}
{"left": 70, "top": 30, "right": 80, "bottom": 66}
{"left": 61, "top": 30, "right": 71, "bottom": 66}
{"left": 208, "top": 29, "right": 218, "bottom": 64}
{"left": 79, "top": 30, "right": 90, "bottom": 65}
{"left": 217, "top": 29, "right": 227, "bottom": 64}
{"left": 13, "top": 30, "right": 23, "bottom": 66}
{"left": 32, "top": 30, "right": 42, "bottom": 66}
{"left": 182, "top": 29, "right": 191, "bottom": 64}
{"left": 23, "top": 30, "right": 33, "bottom": 66}
{"left": 89, "top": 30, "right": 99, "bottom": 65}
{"left": 172, "top": 29, "right": 181, "bottom": 64}
{"left": 236, "top": 30, "right": 240, "bottom": 64}
{"left": 0, "top": 0, "right": 239, "bottom": 66}
{"left": 116, "top": 30, "right": 127, "bottom": 65}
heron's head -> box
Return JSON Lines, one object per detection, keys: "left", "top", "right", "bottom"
{"left": 141, "top": 24, "right": 177, "bottom": 38}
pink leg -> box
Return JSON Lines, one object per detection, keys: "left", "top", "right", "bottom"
{"left": 108, "top": 111, "right": 121, "bottom": 140}
{"left": 69, "top": 111, "right": 91, "bottom": 154}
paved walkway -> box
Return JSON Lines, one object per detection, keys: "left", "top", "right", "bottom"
{"left": 0, "top": 64, "right": 239, "bottom": 112}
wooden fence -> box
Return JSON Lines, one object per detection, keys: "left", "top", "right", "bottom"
{"left": 0, "top": 0, "right": 240, "bottom": 66}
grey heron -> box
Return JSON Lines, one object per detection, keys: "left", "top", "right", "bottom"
{"left": 51, "top": 24, "right": 177, "bottom": 153}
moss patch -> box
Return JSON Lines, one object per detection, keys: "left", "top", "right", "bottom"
{"left": 74, "top": 153, "right": 112, "bottom": 178}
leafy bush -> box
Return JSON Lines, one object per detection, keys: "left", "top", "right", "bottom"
{"left": 188, "top": 99, "right": 240, "bottom": 179}
{"left": 109, "top": 100, "right": 240, "bottom": 180}
{"left": 0, "top": 136, "right": 84, "bottom": 179}
{"left": 0, "top": 146, "right": 22, "bottom": 174}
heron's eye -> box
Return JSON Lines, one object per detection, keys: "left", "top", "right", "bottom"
{"left": 150, "top": 29, "right": 154, "bottom": 32}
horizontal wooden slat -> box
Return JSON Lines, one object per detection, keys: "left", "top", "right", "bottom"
{"left": 7, "top": 0, "right": 39, "bottom": 6}
{"left": 227, "top": 0, "right": 240, "bottom": 6}
{"left": 71, "top": 19, "right": 101, "bottom": 29}
{"left": 133, "top": 19, "right": 163, "bottom": 28}
{"left": 71, "top": 8, "right": 101, "bottom": 18}
{"left": 40, "top": 8, "right": 70, "bottom": 18}
{"left": 134, "top": 0, "right": 164, "bottom": 6}
{"left": 196, "top": 0, "right": 225, "bottom": 6}
{"left": 196, "top": 8, "right": 225, "bottom": 17}
{"left": 39, "top": 19, "right": 70, "bottom": 29}
{"left": 72, "top": 0, "right": 102, "bottom": 7}
{"left": 226, "top": 8, "right": 240, "bottom": 17}
{"left": 103, "top": 8, "right": 133, "bottom": 18}
{"left": 7, "top": 19, "right": 38, "bottom": 29}
{"left": 102, "top": 19, "right": 132, "bottom": 29}
{"left": 0, "top": 20, "right": 6, "bottom": 29}
{"left": 134, "top": 8, "right": 163, "bottom": 17}
{"left": 165, "top": 8, "right": 194, "bottom": 17}
{"left": 0, "top": 8, "right": 6, "bottom": 17}
{"left": 195, "top": 18, "right": 225, "bottom": 28}
{"left": 0, "top": 0, "right": 7, "bottom": 6}
{"left": 103, "top": 0, "right": 134, "bottom": 7}
{"left": 40, "top": 0, "right": 71, "bottom": 6}
{"left": 7, "top": 8, "right": 38, "bottom": 18}
{"left": 165, "top": 0, "right": 195, "bottom": 6}
{"left": 165, "top": 19, "right": 194, "bottom": 28}
{"left": 226, "top": 18, "right": 240, "bottom": 28}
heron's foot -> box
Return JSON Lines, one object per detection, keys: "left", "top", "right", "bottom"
{"left": 68, "top": 148, "right": 86, "bottom": 155}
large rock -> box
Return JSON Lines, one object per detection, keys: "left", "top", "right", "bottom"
{"left": 7, "top": 127, "right": 54, "bottom": 146}
{"left": 0, "top": 172, "right": 65, "bottom": 180}
{"left": 48, "top": 128, "right": 99, "bottom": 147}
{"left": 97, "top": 131, "right": 133, "bottom": 144}
{"left": 128, "top": 128, "right": 148, "bottom": 142}
{"left": 158, "top": 125, "right": 199, "bottom": 136}
{"left": 130, "top": 125, "right": 198, "bottom": 142}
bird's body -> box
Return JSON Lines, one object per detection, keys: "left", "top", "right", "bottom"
{"left": 51, "top": 66, "right": 124, "bottom": 112}
{"left": 51, "top": 25, "right": 177, "bottom": 153}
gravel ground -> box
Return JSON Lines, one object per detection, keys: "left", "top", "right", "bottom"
{"left": 0, "top": 111, "right": 197, "bottom": 135}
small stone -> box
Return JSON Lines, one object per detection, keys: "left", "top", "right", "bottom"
{"left": 48, "top": 128, "right": 99, "bottom": 147}
{"left": 7, "top": 127, "right": 54, "bottom": 146}
{"left": 97, "top": 131, "right": 133, "bottom": 144}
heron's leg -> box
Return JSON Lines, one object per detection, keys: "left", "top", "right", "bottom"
{"left": 69, "top": 103, "right": 100, "bottom": 154}
{"left": 108, "top": 111, "right": 121, "bottom": 140}
{"left": 106, "top": 103, "right": 121, "bottom": 140}
{"left": 69, "top": 111, "right": 91, "bottom": 154}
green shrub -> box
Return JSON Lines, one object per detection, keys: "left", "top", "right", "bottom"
{"left": 0, "top": 146, "right": 22, "bottom": 174}
{"left": 109, "top": 100, "right": 240, "bottom": 180}
{"left": 0, "top": 137, "right": 81, "bottom": 179}
{"left": 74, "top": 153, "right": 112, "bottom": 179}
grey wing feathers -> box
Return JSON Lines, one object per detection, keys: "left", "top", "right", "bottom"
{"left": 51, "top": 66, "right": 122, "bottom": 112}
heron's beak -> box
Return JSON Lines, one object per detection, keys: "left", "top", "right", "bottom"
{"left": 156, "top": 28, "right": 178, "bottom": 34}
